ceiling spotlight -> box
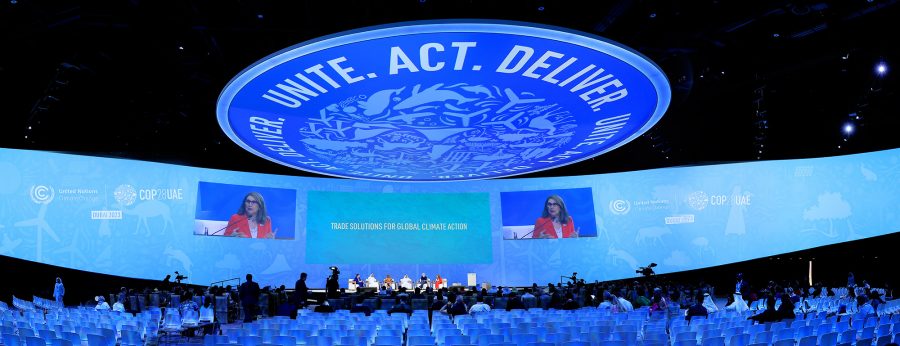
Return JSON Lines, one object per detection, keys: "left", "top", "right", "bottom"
{"left": 875, "top": 62, "right": 887, "bottom": 75}
{"left": 843, "top": 123, "right": 854, "bottom": 135}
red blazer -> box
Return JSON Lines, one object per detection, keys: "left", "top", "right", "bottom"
{"left": 533, "top": 217, "right": 576, "bottom": 238}
{"left": 225, "top": 214, "right": 274, "bottom": 238}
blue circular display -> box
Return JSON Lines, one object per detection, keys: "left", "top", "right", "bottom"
{"left": 217, "top": 21, "right": 671, "bottom": 181}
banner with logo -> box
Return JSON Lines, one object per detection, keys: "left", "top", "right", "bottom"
{"left": 1, "top": 147, "right": 898, "bottom": 287}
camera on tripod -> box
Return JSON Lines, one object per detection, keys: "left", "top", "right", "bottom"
{"left": 174, "top": 271, "right": 188, "bottom": 283}
{"left": 636, "top": 263, "right": 657, "bottom": 277}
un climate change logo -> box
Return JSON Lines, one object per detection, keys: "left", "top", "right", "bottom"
{"left": 114, "top": 184, "right": 137, "bottom": 206}
{"left": 609, "top": 199, "right": 630, "bottom": 215}
{"left": 218, "top": 21, "right": 671, "bottom": 181}
{"left": 30, "top": 185, "right": 55, "bottom": 204}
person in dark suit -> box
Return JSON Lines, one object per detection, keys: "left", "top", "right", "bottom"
{"left": 294, "top": 272, "right": 308, "bottom": 307}
{"left": 239, "top": 274, "right": 260, "bottom": 322}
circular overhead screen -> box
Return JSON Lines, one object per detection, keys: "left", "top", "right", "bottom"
{"left": 218, "top": 20, "right": 671, "bottom": 181}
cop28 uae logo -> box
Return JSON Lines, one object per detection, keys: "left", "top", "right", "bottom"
{"left": 218, "top": 21, "right": 671, "bottom": 181}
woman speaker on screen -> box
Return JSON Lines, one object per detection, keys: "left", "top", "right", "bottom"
{"left": 225, "top": 191, "right": 275, "bottom": 239}
{"left": 533, "top": 194, "right": 577, "bottom": 239}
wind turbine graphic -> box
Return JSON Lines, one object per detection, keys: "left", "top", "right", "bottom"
{"left": 15, "top": 201, "right": 60, "bottom": 262}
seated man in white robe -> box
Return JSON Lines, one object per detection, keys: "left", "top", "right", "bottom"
{"left": 399, "top": 275, "right": 413, "bottom": 290}
{"left": 366, "top": 273, "right": 379, "bottom": 289}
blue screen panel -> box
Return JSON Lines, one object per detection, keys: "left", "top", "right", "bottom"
{"left": 194, "top": 181, "right": 297, "bottom": 240}
{"left": 0, "top": 147, "right": 898, "bottom": 287}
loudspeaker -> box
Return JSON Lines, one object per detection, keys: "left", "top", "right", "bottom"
{"left": 358, "top": 287, "right": 377, "bottom": 294}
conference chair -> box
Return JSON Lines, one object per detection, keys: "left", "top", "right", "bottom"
{"left": 477, "top": 334, "right": 505, "bottom": 346}
{"left": 373, "top": 335, "right": 402, "bottom": 346}
{"left": 510, "top": 334, "right": 536, "bottom": 346}
{"left": 120, "top": 329, "right": 142, "bottom": 346}
{"left": 752, "top": 330, "right": 773, "bottom": 345}
{"left": 772, "top": 339, "right": 795, "bottom": 346}
{"left": 874, "top": 335, "right": 892, "bottom": 346}
{"left": 271, "top": 335, "right": 296, "bottom": 346}
{"left": 597, "top": 341, "right": 625, "bottom": 346}
{"left": 818, "top": 331, "right": 838, "bottom": 346}
{"left": 306, "top": 335, "right": 334, "bottom": 346}
{"left": 525, "top": 342, "right": 554, "bottom": 346}
{"left": 60, "top": 331, "right": 81, "bottom": 346}
{"left": 728, "top": 333, "right": 750, "bottom": 346}
{"left": 24, "top": 336, "right": 47, "bottom": 346}
{"left": 861, "top": 326, "right": 877, "bottom": 340}
{"left": 856, "top": 338, "right": 874, "bottom": 346}
{"left": 701, "top": 336, "right": 725, "bottom": 346}
{"left": 85, "top": 334, "right": 111, "bottom": 346}
{"left": 237, "top": 335, "right": 263, "bottom": 346}
{"left": 797, "top": 335, "right": 818, "bottom": 346}
{"left": 408, "top": 335, "right": 437, "bottom": 346}
{"left": 49, "top": 338, "right": 74, "bottom": 346}
{"left": 837, "top": 329, "right": 856, "bottom": 344}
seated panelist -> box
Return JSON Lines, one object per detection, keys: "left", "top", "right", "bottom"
{"left": 366, "top": 273, "right": 379, "bottom": 288}
{"left": 400, "top": 275, "right": 413, "bottom": 290}
{"left": 418, "top": 273, "right": 429, "bottom": 289}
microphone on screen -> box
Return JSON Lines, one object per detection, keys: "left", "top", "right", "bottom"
{"left": 211, "top": 219, "right": 243, "bottom": 236}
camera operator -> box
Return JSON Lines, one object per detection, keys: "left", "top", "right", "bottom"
{"left": 326, "top": 266, "right": 340, "bottom": 299}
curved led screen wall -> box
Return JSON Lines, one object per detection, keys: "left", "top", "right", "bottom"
{"left": 1, "top": 147, "right": 898, "bottom": 287}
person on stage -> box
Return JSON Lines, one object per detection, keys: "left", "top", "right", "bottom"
{"left": 366, "top": 273, "right": 378, "bottom": 288}
{"left": 434, "top": 275, "right": 444, "bottom": 290}
{"left": 383, "top": 274, "right": 395, "bottom": 290}
{"left": 533, "top": 194, "right": 577, "bottom": 238}
{"left": 400, "top": 274, "right": 413, "bottom": 290}
{"left": 352, "top": 274, "right": 362, "bottom": 289}
{"left": 419, "top": 273, "right": 429, "bottom": 289}
{"left": 225, "top": 192, "right": 275, "bottom": 239}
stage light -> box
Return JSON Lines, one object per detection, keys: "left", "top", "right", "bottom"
{"left": 876, "top": 62, "right": 887, "bottom": 75}
{"left": 843, "top": 123, "right": 854, "bottom": 135}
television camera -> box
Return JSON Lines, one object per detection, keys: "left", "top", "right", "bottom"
{"left": 636, "top": 263, "right": 657, "bottom": 277}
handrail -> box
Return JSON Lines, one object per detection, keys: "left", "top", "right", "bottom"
{"left": 210, "top": 277, "right": 241, "bottom": 287}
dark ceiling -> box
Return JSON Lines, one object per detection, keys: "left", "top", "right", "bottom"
{"left": 2, "top": 0, "right": 898, "bottom": 179}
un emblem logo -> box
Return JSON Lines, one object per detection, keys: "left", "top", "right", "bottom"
{"left": 218, "top": 21, "right": 670, "bottom": 181}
